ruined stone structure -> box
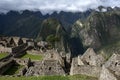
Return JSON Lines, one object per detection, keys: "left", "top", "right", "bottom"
{"left": 0, "top": 37, "right": 18, "bottom": 47}
{"left": 12, "top": 43, "right": 28, "bottom": 57}
{"left": 0, "top": 37, "right": 29, "bottom": 54}
{"left": 99, "top": 54, "right": 120, "bottom": 80}
{"left": 27, "top": 40, "right": 35, "bottom": 48}
{"left": 99, "top": 66, "right": 118, "bottom": 80}
{"left": 25, "top": 50, "right": 65, "bottom": 76}
{"left": 70, "top": 57, "right": 101, "bottom": 77}
{"left": 0, "top": 57, "right": 31, "bottom": 76}
{"left": 70, "top": 48, "right": 105, "bottom": 77}
{"left": 70, "top": 48, "right": 120, "bottom": 80}
{"left": 13, "top": 37, "right": 29, "bottom": 46}
{"left": 44, "top": 50, "right": 64, "bottom": 66}
{"left": 14, "top": 58, "right": 31, "bottom": 67}
{"left": 0, "top": 36, "right": 119, "bottom": 79}
{"left": 0, "top": 59, "right": 14, "bottom": 75}
{"left": 37, "top": 41, "right": 48, "bottom": 47}
{"left": 27, "top": 50, "right": 42, "bottom": 55}
{"left": 80, "top": 48, "right": 105, "bottom": 66}
{"left": 0, "top": 46, "right": 12, "bottom": 53}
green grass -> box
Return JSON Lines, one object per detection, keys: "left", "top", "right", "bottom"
{"left": 0, "top": 75, "right": 98, "bottom": 80}
{"left": 21, "top": 53, "right": 43, "bottom": 61}
{"left": 0, "top": 53, "right": 8, "bottom": 59}
{"left": 3, "top": 65, "right": 24, "bottom": 75}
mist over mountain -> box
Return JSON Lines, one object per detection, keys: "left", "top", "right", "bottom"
{"left": 0, "top": 1, "right": 120, "bottom": 79}
{"left": 0, "top": 6, "right": 120, "bottom": 56}
{"left": 0, "top": 0, "right": 120, "bottom": 14}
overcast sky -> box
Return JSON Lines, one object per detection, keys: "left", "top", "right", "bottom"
{"left": 0, "top": 0, "right": 120, "bottom": 14}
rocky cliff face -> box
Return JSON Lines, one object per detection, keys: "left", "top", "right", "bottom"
{"left": 0, "top": 7, "right": 120, "bottom": 57}
{"left": 72, "top": 11, "right": 120, "bottom": 50}
{"left": 0, "top": 10, "right": 91, "bottom": 38}
{"left": 37, "top": 18, "right": 70, "bottom": 53}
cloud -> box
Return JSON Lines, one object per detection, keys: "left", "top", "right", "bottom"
{"left": 0, "top": 0, "right": 120, "bottom": 13}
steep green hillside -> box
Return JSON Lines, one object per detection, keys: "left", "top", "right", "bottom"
{"left": 5, "top": 15, "right": 42, "bottom": 38}
{"left": 37, "top": 18, "right": 70, "bottom": 53}
{"left": 72, "top": 11, "right": 120, "bottom": 49}
{"left": 37, "top": 18, "right": 61, "bottom": 40}
{"left": 0, "top": 10, "right": 91, "bottom": 38}
{"left": 97, "top": 41, "right": 120, "bottom": 60}
{"left": 0, "top": 11, "right": 43, "bottom": 38}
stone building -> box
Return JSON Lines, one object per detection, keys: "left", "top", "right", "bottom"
{"left": 8, "top": 38, "right": 16, "bottom": 47}
{"left": 0, "top": 46, "right": 12, "bottom": 53}
{"left": 70, "top": 48, "right": 105, "bottom": 77}
{"left": 25, "top": 49, "right": 65, "bottom": 76}
{"left": 70, "top": 57, "right": 101, "bottom": 77}
{"left": 0, "top": 59, "right": 14, "bottom": 75}
{"left": 80, "top": 48, "right": 105, "bottom": 66}
{"left": 99, "top": 66, "right": 118, "bottom": 80}
{"left": 99, "top": 54, "right": 120, "bottom": 80}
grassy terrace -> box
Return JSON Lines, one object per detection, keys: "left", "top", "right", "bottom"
{"left": 20, "top": 53, "right": 43, "bottom": 61}
{"left": 0, "top": 75, "right": 98, "bottom": 80}
{"left": 0, "top": 53, "right": 8, "bottom": 59}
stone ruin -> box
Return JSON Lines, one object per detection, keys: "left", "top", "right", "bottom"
{"left": 70, "top": 48, "right": 105, "bottom": 77}
{"left": 0, "top": 56, "right": 32, "bottom": 76}
{"left": 0, "top": 37, "right": 26, "bottom": 54}
{"left": 0, "top": 46, "right": 12, "bottom": 53}
{"left": 0, "top": 36, "right": 67, "bottom": 77}
{"left": 0, "top": 59, "right": 14, "bottom": 75}
{"left": 0, "top": 36, "right": 120, "bottom": 80}
{"left": 99, "top": 54, "right": 120, "bottom": 80}
{"left": 70, "top": 48, "right": 120, "bottom": 80}
{"left": 25, "top": 49, "right": 65, "bottom": 76}
{"left": 0, "top": 36, "right": 50, "bottom": 57}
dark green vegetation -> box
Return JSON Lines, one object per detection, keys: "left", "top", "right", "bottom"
{"left": 0, "top": 53, "right": 8, "bottom": 59}
{"left": 46, "top": 34, "right": 60, "bottom": 47}
{"left": 3, "top": 65, "right": 23, "bottom": 75}
{"left": 0, "top": 10, "right": 91, "bottom": 38}
{"left": 71, "top": 10, "right": 120, "bottom": 56}
{"left": 0, "top": 7, "right": 120, "bottom": 57}
{"left": 20, "top": 53, "right": 43, "bottom": 61}
{"left": 37, "top": 18, "right": 62, "bottom": 41}
{"left": 0, "top": 75, "right": 97, "bottom": 80}
{"left": 97, "top": 41, "right": 120, "bottom": 60}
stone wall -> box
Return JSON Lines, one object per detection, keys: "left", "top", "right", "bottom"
{"left": 12, "top": 44, "right": 27, "bottom": 53}
{"left": 44, "top": 49, "right": 65, "bottom": 67}
{"left": 80, "top": 48, "right": 105, "bottom": 66}
{"left": 99, "top": 54, "right": 120, "bottom": 80}
{"left": 14, "top": 58, "right": 31, "bottom": 68}
{"left": 0, "top": 54, "right": 12, "bottom": 62}
{"left": 25, "top": 50, "right": 66, "bottom": 76}
{"left": 0, "top": 46, "right": 12, "bottom": 53}
{"left": 25, "top": 60, "right": 65, "bottom": 76}
{"left": 70, "top": 58, "right": 101, "bottom": 77}
{"left": 0, "top": 59, "right": 14, "bottom": 75}
{"left": 27, "top": 50, "right": 42, "bottom": 55}
{"left": 99, "top": 66, "right": 118, "bottom": 80}
{"left": 70, "top": 48, "right": 105, "bottom": 77}
{"left": 12, "top": 43, "right": 27, "bottom": 57}
{"left": 17, "top": 67, "right": 27, "bottom": 76}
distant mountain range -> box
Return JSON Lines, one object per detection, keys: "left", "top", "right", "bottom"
{"left": 0, "top": 10, "right": 92, "bottom": 38}
{"left": 0, "top": 6, "right": 120, "bottom": 56}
